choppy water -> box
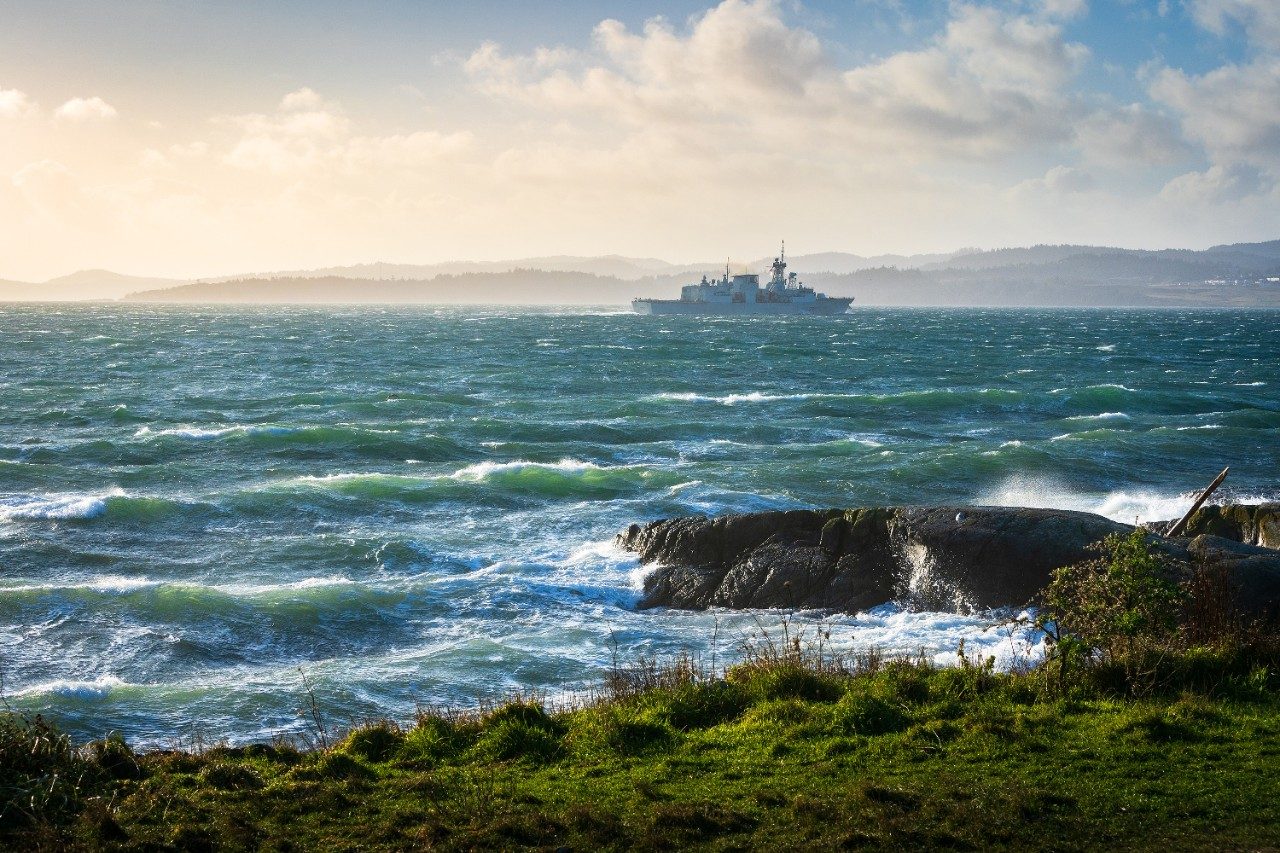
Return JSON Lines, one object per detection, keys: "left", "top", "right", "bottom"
{"left": 1, "top": 305, "right": 1277, "bottom": 745}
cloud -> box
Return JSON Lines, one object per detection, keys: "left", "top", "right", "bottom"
{"left": 1149, "top": 59, "right": 1280, "bottom": 171}
{"left": 53, "top": 96, "right": 118, "bottom": 121}
{"left": 0, "top": 88, "right": 36, "bottom": 118}
{"left": 219, "top": 90, "right": 470, "bottom": 176}
{"left": 1189, "top": 0, "right": 1280, "bottom": 50}
{"left": 466, "top": 0, "right": 1091, "bottom": 166}
{"left": 1074, "top": 103, "right": 1191, "bottom": 167}
{"left": 279, "top": 87, "right": 325, "bottom": 111}
{"left": 1010, "top": 164, "right": 1094, "bottom": 200}
{"left": 1036, "top": 0, "right": 1088, "bottom": 20}
{"left": 1160, "top": 163, "right": 1272, "bottom": 204}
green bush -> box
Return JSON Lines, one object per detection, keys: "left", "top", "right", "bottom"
{"left": 833, "top": 691, "right": 910, "bottom": 736}
{"left": 198, "top": 761, "right": 264, "bottom": 790}
{"left": 729, "top": 662, "right": 842, "bottom": 703}
{"left": 1040, "top": 529, "right": 1188, "bottom": 689}
{"left": 471, "top": 700, "right": 563, "bottom": 763}
{"left": 603, "top": 715, "right": 672, "bottom": 756}
{"left": 399, "top": 715, "right": 469, "bottom": 764}
{"left": 643, "top": 681, "right": 750, "bottom": 731}
{"left": 339, "top": 722, "right": 404, "bottom": 763}
{"left": 88, "top": 731, "right": 140, "bottom": 780}
{"left": 473, "top": 719, "right": 561, "bottom": 764}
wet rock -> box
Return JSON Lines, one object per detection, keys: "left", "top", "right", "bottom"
{"left": 886, "top": 506, "right": 1128, "bottom": 610}
{"left": 618, "top": 504, "right": 1280, "bottom": 618}
{"left": 1162, "top": 503, "right": 1280, "bottom": 549}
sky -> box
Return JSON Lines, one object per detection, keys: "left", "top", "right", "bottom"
{"left": 1, "top": 0, "right": 1278, "bottom": 280}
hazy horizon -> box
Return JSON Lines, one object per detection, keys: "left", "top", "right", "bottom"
{"left": 3, "top": 0, "right": 1279, "bottom": 281}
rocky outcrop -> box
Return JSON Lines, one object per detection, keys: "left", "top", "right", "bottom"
{"left": 1163, "top": 503, "right": 1280, "bottom": 549}
{"left": 617, "top": 504, "right": 1280, "bottom": 619}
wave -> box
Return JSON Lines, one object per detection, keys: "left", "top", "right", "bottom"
{"left": 11, "top": 675, "right": 130, "bottom": 700}
{"left": 649, "top": 390, "right": 814, "bottom": 405}
{"left": 136, "top": 423, "right": 405, "bottom": 443}
{"left": 971, "top": 474, "right": 1280, "bottom": 524}
{"left": 0, "top": 491, "right": 114, "bottom": 521}
{"left": 262, "top": 459, "right": 679, "bottom": 504}
{"left": 1062, "top": 411, "right": 1130, "bottom": 422}
{"left": 649, "top": 387, "right": 1025, "bottom": 409}
{"left": 132, "top": 423, "right": 474, "bottom": 463}
{"left": 0, "top": 491, "right": 194, "bottom": 524}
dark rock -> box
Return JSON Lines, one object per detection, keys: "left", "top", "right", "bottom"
{"left": 1184, "top": 534, "right": 1280, "bottom": 622}
{"left": 886, "top": 506, "right": 1128, "bottom": 610}
{"left": 1163, "top": 503, "right": 1280, "bottom": 549}
{"left": 618, "top": 504, "right": 1280, "bottom": 618}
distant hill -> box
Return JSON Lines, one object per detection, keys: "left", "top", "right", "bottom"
{"left": 0, "top": 269, "right": 186, "bottom": 301}
{"left": 8, "top": 239, "right": 1280, "bottom": 306}
{"left": 124, "top": 270, "right": 674, "bottom": 305}
{"left": 209, "top": 255, "right": 693, "bottom": 283}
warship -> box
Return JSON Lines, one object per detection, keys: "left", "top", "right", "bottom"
{"left": 632, "top": 243, "right": 853, "bottom": 315}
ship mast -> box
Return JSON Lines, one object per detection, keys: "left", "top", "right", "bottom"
{"left": 770, "top": 239, "right": 787, "bottom": 289}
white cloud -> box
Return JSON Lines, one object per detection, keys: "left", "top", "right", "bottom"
{"left": 1160, "top": 163, "right": 1271, "bottom": 204}
{"left": 1074, "top": 103, "right": 1191, "bottom": 167}
{"left": 53, "top": 96, "right": 118, "bottom": 122}
{"left": 0, "top": 88, "right": 36, "bottom": 119}
{"left": 1010, "top": 164, "right": 1094, "bottom": 199}
{"left": 1036, "top": 0, "right": 1088, "bottom": 20}
{"left": 1149, "top": 59, "right": 1280, "bottom": 171}
{"left": 466, "top": 0, "right": 1091, "bottom": 166}
{"left": 1189, "top": 0, "right": 1280, "bottom": 50}
{"left": 218, "top": 90, "right": 470, "bottom": 177}
{"left": 279, "top": 87, "right": 325, "bottom": 111}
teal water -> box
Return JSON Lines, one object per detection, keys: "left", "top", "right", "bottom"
{"left": 1, "top": 305, "right": 1277, "bottom": 745}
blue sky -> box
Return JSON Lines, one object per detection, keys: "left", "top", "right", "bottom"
{"left": 1, "top": 1, "right": 1277, "bottom": 278}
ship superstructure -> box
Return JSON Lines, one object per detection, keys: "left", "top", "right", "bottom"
{"left": 632, "top": 243, "right": 853, "bottom": 315}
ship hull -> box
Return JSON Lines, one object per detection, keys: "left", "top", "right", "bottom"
{"left": 632, "top": 298, "right": 853, "bottom": 316}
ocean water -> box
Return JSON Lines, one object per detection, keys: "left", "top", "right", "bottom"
{"left": 1, "top": 305, "right": 1277, "bottom": 746}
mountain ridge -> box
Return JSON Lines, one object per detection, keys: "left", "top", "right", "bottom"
{"left": 4, "top": 239, "right": 1279, "bottom": 304}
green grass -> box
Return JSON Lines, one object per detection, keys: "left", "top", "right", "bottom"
{"left": 6, "top": 655, "right": 1280, "bottom": 851}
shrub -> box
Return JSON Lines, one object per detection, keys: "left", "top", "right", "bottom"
{"left": 1040, "top": 529, "right": 1187, "bottom": 689}
{"left": 642, "top": 681, "right": 750, "bottom": 731}
{"left": 399, "top": 715, "right": 467, "bottom": 764}
{"left": 88, "top": 731, "right": 141, "bottom": 780}
{"left": 198, "top": 761, "right": 264, "bottom": 790}
{"left": 339, "top": 722, "right": 404, "bottom": 763}
{"left": 473, "top": 719, "right": 561, "bottom": 764}
{"left": 834, "top": 691, "right": 910, "bottom": 736}
{"left": 472, "top": 700, "right": 562, "bottom": 764}
{"left": 728, "top": 662, "right": 842, "bottom": 703}
{"left": 603, "top": 716, "right": 672, "bottom": 756}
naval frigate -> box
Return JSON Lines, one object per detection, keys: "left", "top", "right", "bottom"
{"left": 631, "top": 244, "right": 853, "bottom": 315}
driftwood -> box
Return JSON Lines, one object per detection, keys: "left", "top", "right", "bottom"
{"left": 1167, "top": 466, "right": 1230, "bottom": 537}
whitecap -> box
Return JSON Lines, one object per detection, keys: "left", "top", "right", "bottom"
{"left": 1063, "top": 411, "right": 1129, "bottom": 422}
{"left": 216, "top": 575, "right": 360, "bottom": 596}
{"left": 449, "top": 458, "right": 609, "bottom": 479}
{"left": 0, "top": 491, "right": 117, "bottom": 521}
{"left": 135, "top": 425, "right": 243, "bottom": 440}
{"left": 0, "top": 575, "right": 160, "bottom": 594}
{"left": 13, "top": 675, "right": 129, "bottom": 700}
{"left": 975, "top": 474, "right": 1201, "bottom": 524}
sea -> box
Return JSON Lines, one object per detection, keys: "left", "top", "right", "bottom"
{"left": 1, "top": 305, "right": 1277, "bottom": 746}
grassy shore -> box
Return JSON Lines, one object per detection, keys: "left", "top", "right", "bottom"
{"left": 3, "top": 644, "right": 1279, "bottom": 852}
{"left": 6, "top": 530, "right": 1280, "bottom": 851}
